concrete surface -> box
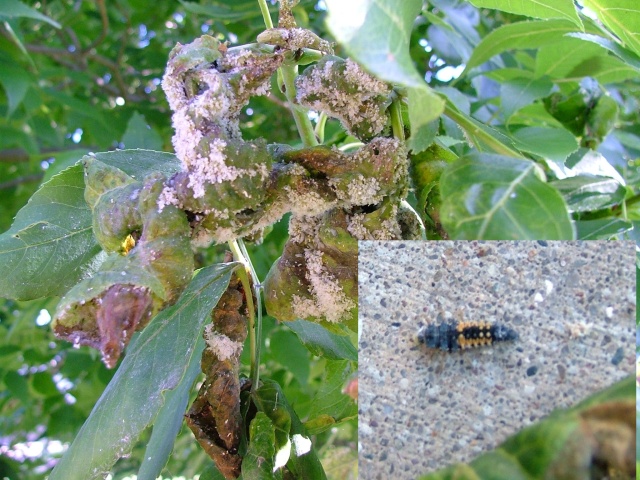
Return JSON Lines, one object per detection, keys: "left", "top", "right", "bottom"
{"left": 358, "top": 240, "right": 635, "bottom": 479}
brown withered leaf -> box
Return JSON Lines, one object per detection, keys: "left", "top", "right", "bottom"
{"left": 186, "top": 274, "right": 249, "bottom": 479}
{"left": 185, "top": 392, "right": 242, "bottom": 479}
{"left": 53, "top": 284, "right": 154, "bottom": 368}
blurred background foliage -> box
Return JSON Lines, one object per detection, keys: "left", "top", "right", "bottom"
{"left": 1, "top": 0, "right": 639, "bottom": 478}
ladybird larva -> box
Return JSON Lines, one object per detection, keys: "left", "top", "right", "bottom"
{"left": 419, "top": 321, "right": 518, "bottom": 352}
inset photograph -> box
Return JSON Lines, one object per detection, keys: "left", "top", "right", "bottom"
{"left": 358, "top": 241, "right": 635, "bottom": 479}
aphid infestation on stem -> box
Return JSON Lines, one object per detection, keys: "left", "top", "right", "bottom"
{"left": 50, "top": 0, "right": 416, "bottom": 477}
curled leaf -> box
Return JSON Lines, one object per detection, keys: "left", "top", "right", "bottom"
{"left": 296, "top": 56, "right": 392, "bottom": 141}
{"left": 53, "top": 174, "right": 194, "bottom": 367}
{"left": 186, "top": 275, "right": 249, "bottom": 479}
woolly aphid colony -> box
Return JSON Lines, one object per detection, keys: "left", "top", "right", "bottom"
{"left": 52, "top": 30, "right": 420, "bottom": 367}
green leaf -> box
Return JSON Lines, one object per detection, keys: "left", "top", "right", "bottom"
{"left": 0, "top": 63, "right": 31, "bottom": 116}
{"left": 440, "top": 153, "right": 575, "bottom": 239}
{"left": 285, "top": 320, "right": 357, "bottom": 361}
{"left": 137, "top": 335, "right": 205, "bottom": 480}
{"left": 407, "top": 89, "right": 443, "bottom": 153}
{"left": 442, "top": 100, "right": 521, "bottom": 157}
{"left": 121, "top": 112, "right": 163, "bottom": 150}
{"left": 465, "top": 19, "right": 580, "bottom": 71}
{"left": 269, "top": 329, "right": 310, "bottom": 385}
{"left": 0, "top": 164, "right": 103, "bottom": 301}
{"left": 551, "top": 175, "right": 627, "bottom": 212}
{"left": 0, "top": 150, "right": 179, "bottom": 302}
{"left": 31, "top": 371, "right": 58, "bottom": 397}
{"left": 501, "top": 77, "right": 554, "bottom": 120}
{"left": 580, "top": 0, "right": 640, "bottom": 57}
{"left": 198, "top": 465, "right": 227, "bottom": 480}
{"left": 510, "top": 126, "right": 579, "bottom": 162}
{"left": 42, "top": 149, "right": 92, "bottom": 183}
{"left": 324, "top": 0, "right": 444, "bottom": 153}
{"left": 468, "top": 0, "right": 582, "bottom": 27}
{"left": 575, "top": 217, "right": 633, "bottom": 239}
{"left": 86, "top": 149, "right": 181, "bottom": 182}
{"left": 178, "top": 0, "right": 274, "bottom": 21}
{"left": 254, "top": 379, "right": 327, "bottom": 480}
{"left": 534, "top": 37, "right": 604, "bottom": 79}
{"left": 3, "top": 370, "right": 29, "bottom": 403}
{"left": 48, "top": 263, "right": 237, "bottom": 480}
{"left": 306, "top": 359, "right": 357, "bottom": 434}
{"left": 0, "top": 0, "right": 61, "bottom": 28}
{"left": 569, "top": 53, "right": 640, "bottom": 84}
{"left": 241, "top": 412, "right": 277, "bottom": 480}
{"left": 563, "top": 149, "right": 625, "bottom": 184}
{"left": 566, "top": 32, "right": 640, "bottom": 70}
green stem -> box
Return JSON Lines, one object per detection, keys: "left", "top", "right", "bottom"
{"left": 281, "top": 62, "right": 318, "bottom": 147}
{"left": 314, "top": 111, "right": 328, "bottom": 144}
{"left": 443, "top": 102, "right": 524, "bottom": 158}
{"left": 624, "top": 194, "right": 640, "bottom": 208}
{"left": 257, "top": 0, "right": 317, "bottom": 147}
{"left": 338, "top": 142, "right": 364, "bottom": 152}
{"left": 237, "top": 239, "right": 263, "bottom": 393}
{"left": 389, "top": 98, "right": 405, "bottom": 142}
{"left": 228, "top": 240, "right": 260, "bottom": 392}
{"left": 257, "top": 0, "right": 274, "bottom": 29}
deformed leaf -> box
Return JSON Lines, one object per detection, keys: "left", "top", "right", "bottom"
{"left": 0, "top": 150, "right": 182, "bottom": 302}
{"left": 48, "top": 263, "right": 237, "bottom": 480}
{"left": 295, "top": 56, "right": 392, "bottom": 141}
{"left": 0, "top": 163, "right": 103, "bottom": 301}
{"left": 53, "top": 175, "right": 195, "bottom": 367}
{"left": 264, "top": 209, "right": 359, "bottom": 327}
{"left": 185, "top": 274, "right": 249, "bottom": 479}
{"left": 324, "top": 0, "right": 444, "bottom": 153}
{"left": 83, "top": 149, "right": 181, "bottom": 199}
{"left": 439, "top": 153, "right": 575, "bottom": 239}
{"left": 410, "top": 143, "right": 458, "bottom": 239}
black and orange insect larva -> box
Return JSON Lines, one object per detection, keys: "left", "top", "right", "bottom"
{"left": 419, "top": 321, "right": 518, "bottom": 352}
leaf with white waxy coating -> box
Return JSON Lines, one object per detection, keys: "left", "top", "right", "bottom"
{"left": 324, "top": 0, "right": 444, "bottom": 153}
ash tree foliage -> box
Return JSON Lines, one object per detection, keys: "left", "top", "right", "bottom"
{"left": 0, "top": 0, "right": 638, "bottom": 479}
